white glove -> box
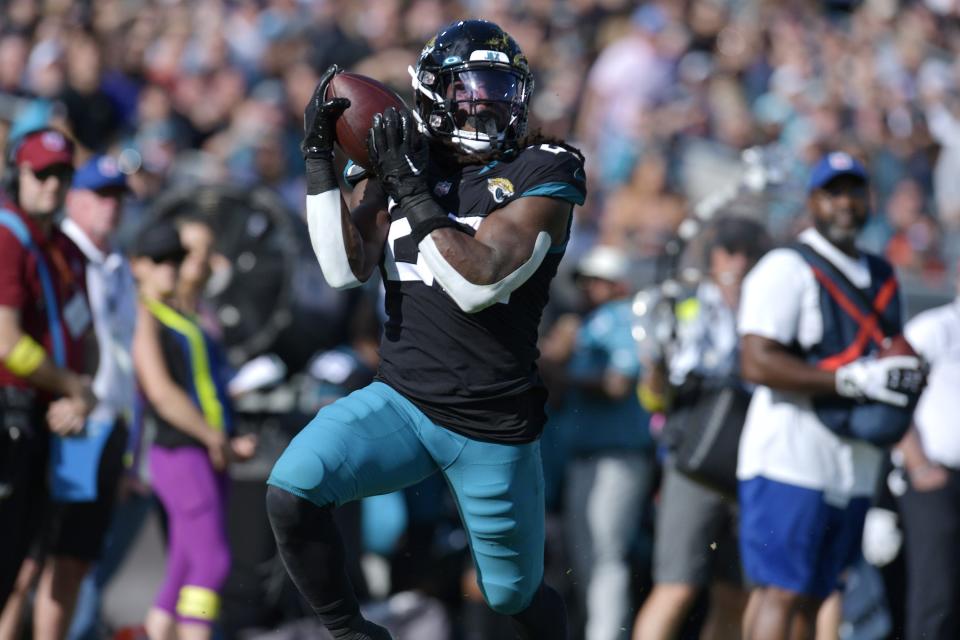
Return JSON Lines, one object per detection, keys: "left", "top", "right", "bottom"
{"left": 835, "top": 356, "right": 925, "bottom": 407}
{"left": 862, "top": 507, "right": 902, "bottom": 567}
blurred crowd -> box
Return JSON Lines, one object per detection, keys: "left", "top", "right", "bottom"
{"left": 1, "top": 0, "right": 959, "bottom": 284}
{"left": 1, "top": 0, "right": 960, "bottom": 639}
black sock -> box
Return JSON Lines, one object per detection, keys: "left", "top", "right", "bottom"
{"left": 265, "top": 486, "right": 392, "bottom": 640}
{"left": 510, "top": 582, "right": 568, "bottom": 640}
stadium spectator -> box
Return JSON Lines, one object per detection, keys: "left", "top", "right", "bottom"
{"left": 634, "top": 216, "right": 769, "bottom": 640}
{"left": 2, "top": 154, "right": 135, "bottom": 640}
{"left": 172, "top": 215, "right": 223, "bottom": 339}
{"left": 545, "top": 244, "right": 655, "bottom": 640}
{"left": 60, "top": 29, "right": 120, "bottom": 154}
{"left": 897, "top": 283, "right": 960, "bottom": 640}
{"left": 130, "top": 219, "right": 250, "bottom": 640}
{"left": 736, "top": 152, "right": 924, "bottom": 640}
{"left": 0, "top": 128, "right": 95, "bottom": 625}
{"left": 55, "top": 156, "right": 141, "bottom": 640}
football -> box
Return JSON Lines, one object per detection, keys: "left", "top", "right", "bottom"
{"left": 878, "top": 334, "right": 917, "bottom": 358}
{"left": 326, "top": 72, "right": 408, "bottom": 171}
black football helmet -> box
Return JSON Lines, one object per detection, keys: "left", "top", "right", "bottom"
{"left": 409, "top": 20, "right": 533, "bottom": 154}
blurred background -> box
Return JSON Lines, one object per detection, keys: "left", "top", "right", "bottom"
{"left": 0, "top": 0, "right": 958, "bottom": 639}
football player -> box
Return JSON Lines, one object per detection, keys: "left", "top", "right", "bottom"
{"left": 266, "top": 19, "right": 586, "bottom": 640}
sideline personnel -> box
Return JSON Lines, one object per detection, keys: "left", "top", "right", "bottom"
{"left": 0, "top": 128, "right": 96, "bottom": 610}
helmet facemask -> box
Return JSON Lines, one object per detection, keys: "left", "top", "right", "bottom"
{"left": 410, "top": 62, "right": 532, "bottom": 154}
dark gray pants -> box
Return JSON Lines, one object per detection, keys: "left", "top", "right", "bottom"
{"left": 897, "top": 467, "right": 960, "bottom": 640}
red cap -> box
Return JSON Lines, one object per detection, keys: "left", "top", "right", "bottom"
{"left": 14, "top": 129, "right": 74, "bottom": 172}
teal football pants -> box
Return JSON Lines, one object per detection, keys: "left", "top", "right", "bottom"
{"left": 268, "top": 381, "right": 546, "bottom": 614}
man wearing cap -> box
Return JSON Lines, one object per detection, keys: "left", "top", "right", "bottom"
{"left": 0, "top": 129, "right": 96, "bottom": 610}
{"left": 1, "top": 155, "right": 137, "bottom": 640}
{"left": 736, "top": 152, "right": 925, "bottom": 639}
{"left": 542, "top": 244, "right": 655, "bottom": 640}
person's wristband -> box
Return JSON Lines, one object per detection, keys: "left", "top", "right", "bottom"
{"left": 399, "top": 191, "right": 457, "bottom": 243}
{"left": 5, "top": 335, "right": 46, "bottom": 377}
{"left": 305, "top": 155, "right": 338, "bottom": 195}
{"left": 638, "top": 383, "right": 666, "bottom": 413}
{"left": 410, "top": 216, "right": 461, "bottom": 245}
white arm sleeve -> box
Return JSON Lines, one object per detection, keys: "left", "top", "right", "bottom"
{"left": 417, "top": 231, "right": 552, "bottom": 313}
{"left": 305, "top": 190, "right": 363, "bottom": 290}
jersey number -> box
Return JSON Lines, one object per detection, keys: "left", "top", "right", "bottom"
{"left": 538, "top": 144, "right": 567, "bottom": 155}
{"left": 383, "top": 216, "right": 436, "bottom": 284}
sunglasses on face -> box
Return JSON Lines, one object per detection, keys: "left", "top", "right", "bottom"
{"left": 29, "top": 165, "right": 74, "bottom": 183}
{"left": 150, "top": 252, "right": 184, "bottom": 266}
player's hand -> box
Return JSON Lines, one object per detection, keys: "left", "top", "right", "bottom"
{"left": 302, "top": 64, "right": 351, "bottom": 160}
{"left": 366, "top": 107, "right": 429, "bottom": 204}
{"left": 835, "top": 356, "right": 926, "bottom": 407}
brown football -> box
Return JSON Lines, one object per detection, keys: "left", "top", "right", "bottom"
{"left": 326, "top": 72, "right": 407, "bottom": 171}
{"left": 878, "top": 334, "right": 917, "bottom": 358}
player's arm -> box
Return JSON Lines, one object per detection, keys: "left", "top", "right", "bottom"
{"left": 368, "top": 107, "right": 572, "bottom": 312}
{"left": 303, "top": 65, "right": 390, "bottom": 288}
{"left": 420, "top": 194, "right": 570, "bottom": 312}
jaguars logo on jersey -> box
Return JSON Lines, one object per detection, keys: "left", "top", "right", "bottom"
{"left": 486, "top": 177, "right": 515, "bottom": 203}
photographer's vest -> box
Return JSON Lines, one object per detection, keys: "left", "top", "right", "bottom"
{"left": 793, "top": 243, "right": 912, "bottom": 446}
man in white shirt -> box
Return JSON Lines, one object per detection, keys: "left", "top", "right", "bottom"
{"left": 736, "top": 152, "right": 925, "bottom": 640}
{"left": 897, "top": 289, "right": 960, "bottom": 640}
{"left": 19, "top": 155, "right": 137, "bottom": 639}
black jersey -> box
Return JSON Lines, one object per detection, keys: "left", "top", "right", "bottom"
{"left": 370, "top": 143, "right": 586, "bottom": 443}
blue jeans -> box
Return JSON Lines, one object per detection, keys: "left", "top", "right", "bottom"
{"left": 268, "top": 381, "right": 547, "bottom": 615}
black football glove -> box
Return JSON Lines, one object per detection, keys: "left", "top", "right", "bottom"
{"left": 303, "top": 64, "right": 350, "bottom": 194}
{"left": 366, "top": 107, "right": 430, "bottom": 203}
{"left": 367, "top": 107, "right": 456, "bottom": 242}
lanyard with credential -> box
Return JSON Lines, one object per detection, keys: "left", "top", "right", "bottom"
{"left": 0, "top": 210, "right": 67, "bottom": 366}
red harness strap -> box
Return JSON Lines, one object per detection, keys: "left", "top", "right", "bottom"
{"left": 809, "top": 267, "right": 898, "bottom": 371}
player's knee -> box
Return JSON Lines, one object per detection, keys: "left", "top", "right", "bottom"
{"left": 266, "top": 485, "right": 332, "bottom": 541}
{"left": 481, "top": 580, "right": 536, "bottom": 616}
{"left": 268, "top": 444, "right": 326, "bottom": 492}
{"left": 267, "top": 420, "right": 347, "bottom": 505}
{"left": 266, "top": 485, "right": 306, "bottom": 532}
